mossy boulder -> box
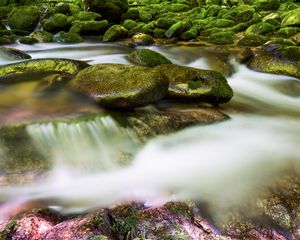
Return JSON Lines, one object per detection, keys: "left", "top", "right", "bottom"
{"left": 82, "top": 0, "right": 128, "bottom": 23}
{"left": 128, "top": 49, "right": 172, "bottom": 67}
{"left": 0, "top": 47, "right": 31, "bottom": 60}
{"left": 155, "top": 17, "right": 177, "bottom": 30}
{"left": 165, "top": 21, "right": 186, "bottom": 38}
{"left": 180, "top": 27, "right": 198, "bottom": 40}
{"left": 43, "top": 13, "right": 71, "bottom": 33}
{"left": 69, "top": 20, "right": 108, "bottom": 35}
{"left": 155, "top": 64, "right": 233, "bottom": 104}
{"left": 132, "top": 33, "right": 154, "bottom": 45}
{"left": 69, "top": 64, "right": 169, "bottom": 109}
{"left": 7, "top": 6, "right": 40, "bottom": 31}
{"left": 122, "top": 19, "right": 137, "bottom": 30}
{"left": 54, "top": 2, "right": 70, "bottom": 15}
{"left": 0, "top": 58, "right": 89, "bottom": 78}
{"left": 73, "top": 11, "right": 102, "bottom": 21}
{"left": 138, "top": 9, "right": 153, "bottom": 23}
{"left": 53, "top": 31, "right": 83, "bottom": 43}
{"left": 208, "top": 31, "right": 235, "bottom": 45}
{"left": 276, "top": 27, "right": 300, "bottom": 37}
{"left": 248, "top": 45, "right": 300, "bottom": 78}
{"left": 245, "top": 22, "right": 275, "bottom": 36}
{"left": 102, "top": 25, "right": 128, "bottom": 42}
{"left": 29, "top": 30, "right": 53, "bottom": 43}
{"left": 19, "top": 36, "right": 38, "bottom": 45}
{"left": 238, "top": 34, "right": 269, "bottom": 46}
{"left": 222, "top": 5, "right": 255, "bottom": 23}
{"left": 254, "top": 0, "right": 280, "bottom": 12}
{"left": 281, "top": 9, "right": 300, "bottom": 27}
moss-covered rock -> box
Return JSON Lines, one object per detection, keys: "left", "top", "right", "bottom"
{"left": 245, "top": 22, "right": 275, "bottom": 36}
{"left": 43, "top": 13, "right": 71, "bottom": 33}
{"left": 238, "top": 34, "right": 269, "bottom": 46}
{"left": 69, "top": 20, "right": 108, "bottom": 35}
{"left": 19, "top": 36, "right": 39, "bottom": 45}
{"left": 0, "top": 47, "right": 31, "bottom": 60}
{"left": 29, "top": 30, "right": 53, "bottom": 43}
{"left": 122, "top": 19, "right": 137, "bottom": 30}
{"left": 155, "top": 17, "right": 177, "bottom": 30}
{"left": 69, "top": 64, "right": 169, "bottom": 109}
{"left": 54, "top": 2, "right": 70, "bottom": 15}
{"left": 0, "top": 58, "right": 89, "bottom": 78}
{"left": 248, "top": 45, "right": 300, "bottom": 78}
{"left": 180, "top": 27, "right": 198, "bottom": 40}
{"left": 128, "top": 49, "right": 172, "bottom": 67}
{"left": 208, "top": 30, "right": 235, "bottom": 45}
{"left": 82, "top": 0, "right": 128, "bottom": 23}
{"left": 7, "top": 6, "right": 40, "bottom": 31}
{"left": 53, "top": 31, "right": 83, "bottom": 43}
{"left": 73, "top": 11, "right": 102, "bottom": 21}
{"left": 276, "top": 27, "right": 300, "bottom": 37}
{"left": 138, "top": 9, "right": 153, "bottom": 23}
{"left": 132, "top": 33, "right": 154, "bottom": 45}
{"left": 222, "top": 5, "right": 255, "bottom": 23}
{"left": 281, "top": 8, "right": 300, "bottom": 27}
{"left": 165, "top": 21, "right": 186, "bottom": 38}
{"left": 155, "top": 64, "right": 233, "bottom": 104}
{"left": 254, "top": 0, "right": 280, "bottom": 12}
{"left": 102, "top": 25, "right": 128, "bottom": 42}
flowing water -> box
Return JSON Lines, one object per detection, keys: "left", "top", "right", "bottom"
{"left": 0, "top": 42, "right": 299, "bottom": 219}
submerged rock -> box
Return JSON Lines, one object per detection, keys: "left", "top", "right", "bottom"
{"left": 69, "top": 64, "right": 169, "bottom": 109}
{"left": 0, "top": 58, "right": 89, "bottom": 78}
{"left": 0, "top": 47, "right": 31, "bottom": 60}
{"left": 248, "top": 45, "right": 300, "bottom": 78}
{"left": 128, "top": 49, "right": 172, "bottom": 67}
{"left": 155, "top": 64, "right": 234, "bottom": 105}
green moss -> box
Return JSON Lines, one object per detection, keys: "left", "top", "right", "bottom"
{"left": 110, "top": 205, "right": 139, "bottom": 238}
{"left": 156, "top": 17, "right": 177, "bottom": 30}
{"left": 208, "top": 31, "right": 235, "bottom": 45}
{"left": 69, "top": 20, "right": 108, "bottom": 35}
{"left": 0, "top": 58, "right": 89, "bottom": 77}
{"left": 103, "top": 25, "right": 128, "bottom": 42}
{"left": 128, "top": 49, "right": 172, "bottom": 67}
{"left": 53, "top": 31, "right": 83, "bottom": 43}
{"left": 29, "top": 31, "right": 53, "bottom": 43}
{"left": 43, "top": 13, "right": 71, "bottom": 33}
{"left": 132, "top": 33, "right": 154, "bottom": 45}
{"left": 165, "top": 21, "right": 186, "bottom": 38}
{"left": 73, "top": 11, "right": 102, "bottom": 21}
{"left": 123, "top": 19, "right": 137, "bottom": 30}
{"left": 19, "top": 36, "right": 39, "bottom": 45}
{"left": 238, "top": 34, "right": 269, "bottom": 46}
{"left": 254, "top": 0, "right": 280, "bottom": 12}
{"left": 88, "top": 235, "right": 109, "bottom": 240}
{"left": 276, "top": 27, "right": 299, "bottom": 37}
{"left": 7, "top": 6, "right": 40, "bottom": 31}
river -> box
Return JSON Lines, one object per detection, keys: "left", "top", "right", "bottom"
{"left": 0, "top": 42, "right": 299, "bottom": 219}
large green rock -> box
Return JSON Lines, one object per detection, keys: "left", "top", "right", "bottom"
{"left": 254, "top": 0, "right": 280, "bottom": 12}
{"left": 69, "top": 20, "right": 108, "bottom": 35}
{"left": 248, "top": 45, "right": 300, "bottom": 78}
{"left": 128, "top": 49, "right": 172, "bottom": 67}
{"left": 0, "top": 58, "right": 89, "bottom": 78}
{"left": 29, "top": 30, "right": 53, "bottom": 43}
{"left": 53, "top": 31, "right": 83, "bottom": 43}
{"left": 69, "top": 64, "right": 169, "bottom": 109}
{"left": 7, "top": 6, "right": 40, "bottom": 31}
{"left": 222, "top": 5, "right": 255, "bottom": 23}
{"left": 43, "top": 13, "right": 71, "bottom": 33}
{"left": 0, "top": 47, "right": 31, "bottom": 60}
{"left": 155, "top": 64, "right": 233, "bottom": 104}
{"left": 245, "top": 22, "right": 275, "bottom": 36}
{"left": 103, "top": 25, "right": 128, "bottom": 42}
{"left": 82, "top": 0, "right": 128, "bottom": 22}
{"left": 281, "top": 9, "right": 300, "bottom": 27}
{"left": 208, "top": 31, "right": 235, "bottom": 45}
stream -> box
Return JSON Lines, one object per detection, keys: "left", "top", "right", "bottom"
{"left": 0, "top": 42, "right": 299, "bottom": 219}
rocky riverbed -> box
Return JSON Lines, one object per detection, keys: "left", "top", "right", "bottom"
{"left": 0, "top": 0, "right": 299, "bottom": 239}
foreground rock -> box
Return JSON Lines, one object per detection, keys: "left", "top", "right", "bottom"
{"left": 0, "top": 58, "right": 89, "bottom": 78}
{"left": 248, "top": 45, "right": 300, "bottom": 78}
{"left": 70, "top": 64, "right": 169, "bottom": 109}
{"left": 155, "top": 64, "right": 234, "bottom": 105}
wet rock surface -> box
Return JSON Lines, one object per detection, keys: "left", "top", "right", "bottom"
{"left": 69, "top": 63, "right": 169, "bottom": 109}
{"left": 155, "top": 64, "right": 233, "bottom": 105}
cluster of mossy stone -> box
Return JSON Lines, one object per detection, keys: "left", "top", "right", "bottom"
{"left": 0, "top": 0, "right": 299, "bottom": 46}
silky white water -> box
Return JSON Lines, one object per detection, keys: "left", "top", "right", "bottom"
{"left": 0, "top": 43, "right": 299, "bottom": 219}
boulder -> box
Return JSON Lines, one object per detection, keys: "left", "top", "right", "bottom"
{"left": 69, "top": 64, "right": 169, "bottom": 109}
{"left": 128, "top": 49, "right": 172, "bottom": 67}
{"left": 82, "top": 0, "right": 128, "bottom": 23}
{"left": 155, "top": 64, "right": 233, "bottom": 104}
{"left": 0, "top": 58, "right": 89, "bottom": 78}
{"left": 102, "top": 25, "right": 128, "bottom": 42}
{"left": 7, "top": 6, "right": 40, "bottom": 31}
